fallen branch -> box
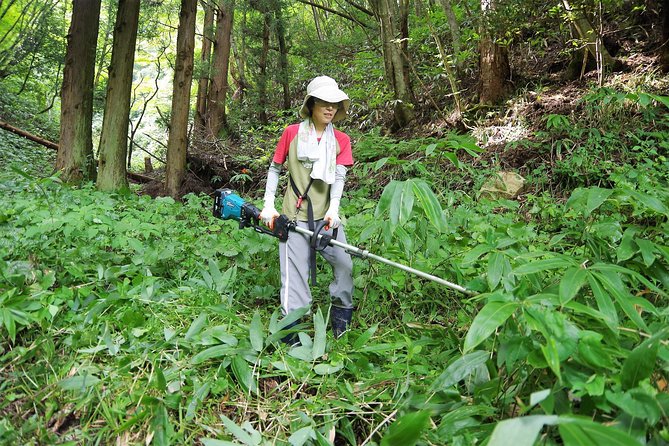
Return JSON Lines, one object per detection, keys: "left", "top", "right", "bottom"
{"left": 0, "top": 120, "right": 153, "bottom": 184}
{"left": 0, "top": 120, "right": 58, "bottom": 150}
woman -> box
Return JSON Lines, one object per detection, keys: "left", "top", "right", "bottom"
{"left": 259, "top": 76, "right": 354, "bottom": 342}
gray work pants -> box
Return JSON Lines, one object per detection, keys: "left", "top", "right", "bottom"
{"left": 279, "top": 220, "right": 354, "bottom": 315}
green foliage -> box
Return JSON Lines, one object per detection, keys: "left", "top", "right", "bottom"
{"left": 3, "top": 109, "right": 669, "bottom": 444}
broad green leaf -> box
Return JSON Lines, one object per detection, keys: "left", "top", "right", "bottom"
{"left": 186, "top": 381, "right": 211, "bottom": 421}
{"left": 352, "top": 324, "right": 378, "bottom": 349}
{"left": 288, "top": 426, "right": 315, "bottom": 446}
{"left": 513, "top": 257, "right": 572, "bottom": 275}
{"left": 58, "top": 374, "right": 100, "bottom": 391}
{"left": 314, "top": 362, "right": 345, "bottom": 375}
{"left": 587, "top": 275, "right": 618, "bottom": 330}
{"left": 565, "top": 188, "right": 588, "bottom": 212}
{"left": 530, "top": 389, "right": 551, "bottom": 407}
{"left": 606, "top": 390, "right": 662, "bottom": 424}
{"left": 616, "top": 227, "right": 638, "bottom": 262}
{"left": 541, "top": 337, "right": 562, "bottom": 381}
{"left": 559, "top": 267, "right": 588, "bottom": 305}
{"left": 464, "top": 300, "right": 519, "bottom": 352}
{"left": 201, "top": 325, "right": 239, "bottom": 346}
{"left": 558, "top": 417, "right": 643, "bottom": 446}
{"left": 388, "top": 180, "right": 414, "bottom": 226}
{"left": 219, "top": 415, "right": 261, "bottom": 446}
{"left": 185, "top": 312, "right": 208, "bottom": 341}
{"left": 375, "top": 157, "right": 390, "bottom": 170}
{"left": 443, "top": 151, "right": 461, "bottom": 168}
{"left": 151, "top": 404, "right": 172, "bottom": 446}
{"left": 375, "top": 180, "right": 399, "bottom": 218}
{"left": 591, "top": 263, "right": 667, "bottom": 298}
{"left": 191, "top": 345, "right": 235, "bottom": 365}
{"left": 593, "top": 270, "right": 648, "bottom": 331}
{"left": 431, "top": 350, "right": 489, "bottom": 390}
{"left": 490, "top": 415, "right": 643, "bottom": 446}
{"left": 487, "top": 252, "right": 507, "bottom": 290}
{"left": 636, "top": 238, "right": 657, "bottom": 267}
{"left": 488, "top": 415, "right": 559, "bottom": 446}
{"left": 461, "top": 244, "right": 493, "bottom": 266}
{"left": 577, "top": 331, "right": 615, "bottom": 370}
{"left": 249, "top": 311, "right": 264, "bottom": 352}
{"left": 268, "top": 307, "right": 309, "bottom": 343}
{"left": 380, "top": 410, "right": 431, "bottom": 446}
{"left": 585, "top": 187, "right": 613, "bottom": 217}
{"left": 649, "top": 92, "right": 669, "bottom": 109}
{"left": 412, "top": 180, "right": 447, "bottom": 232}
{"left": 312, "top": 309, "right": 326, "bottom": 360}
{"left": 625, "top": 189, "right": 669, "bottom": 216}
{"left": 621, "top": 327, "right": 669, "bottom": 390}
{"left": 231, "top": 355, "right": 257, "bottom": 395}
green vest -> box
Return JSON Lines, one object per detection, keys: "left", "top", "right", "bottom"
{"left": 281, "top": 137, "right": 341, "bottom": 221}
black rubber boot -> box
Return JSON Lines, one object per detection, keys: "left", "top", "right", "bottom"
{"left": 280, "top": 319, "right": 301, "bottom": 346}
{"left": 331, "top": 307, "right": 353, "bottom": 339}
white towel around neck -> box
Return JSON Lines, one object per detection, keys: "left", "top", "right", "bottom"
{"left": 296, "top": 119, "right": 337, "bottom": 184}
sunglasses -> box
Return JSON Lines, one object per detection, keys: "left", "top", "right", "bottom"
{"left": 314, "top": 99, "right": 341, "bottom": 110}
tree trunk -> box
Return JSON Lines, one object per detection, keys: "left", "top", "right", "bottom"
{"left": 438, "top": 0, "right": 463, "bottom": 72}
{"left": 274, "top": 4, "right": 291, "bottom": 110}
{"left": 257, "top": 13, "right": 270, "bottom": 125}
{"left": 166, "top": 0, "right": 197, "bottom": 198}
{"left": 311, "top": 4, "right": 323, "bottom": 41}
{"left": 207, "top": 0, "right": 234, "bottom": 138}
{"left": 56, "top": 0, "right": 101, "bottom": 183}
{"left": 416, "top": 0, "right": 461, "bottom": 115}
{"left": 562, "top": 0, "right": 615, "bottom": 71}
{"left": 660, "top": 0, "right": 669, "bottom": 72}
{"left": 195, "top": 1, "right": 214, "bottom": 133}
{"left": 478, "top": 0, "right": 510, "bottom": 105}
{"left": 369, "top": 0, "right": 415, "bottom": 129}
{"left": 96, "top": 0, "right": 140, "bottom": 192}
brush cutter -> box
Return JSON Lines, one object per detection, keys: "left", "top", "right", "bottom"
{"left": 213, "top": 188, "right": 474, "bottom": 296}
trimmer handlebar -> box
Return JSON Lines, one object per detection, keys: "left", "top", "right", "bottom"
{"left": 213, "top": 188, "right": 292, "bottom": 241}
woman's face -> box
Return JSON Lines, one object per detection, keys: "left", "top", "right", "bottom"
{"left": 311, "top": 98, "right": 340, "bottom": 128}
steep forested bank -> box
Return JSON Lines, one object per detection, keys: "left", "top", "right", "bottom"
{"left": 2, "top": 0, "right": 669, "bottom": 445}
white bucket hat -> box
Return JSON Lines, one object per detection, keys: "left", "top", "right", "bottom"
{"left": 299, "top": 76, "right": 350, "bottom": 123}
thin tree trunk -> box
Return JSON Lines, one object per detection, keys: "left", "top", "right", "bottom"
{"left": 369, "top": 0, "right": 415, "bottom": 129}
{"left": 93, "top": 0, "right": 115, "bottom": 91}
{"left": 206, "top": 0, "right": 234, "bottom": 138}
{"left": 478, "top": 0, "right": 510, "bottom": 105}
{"left": 562, "top": 0, "right": 615, "bottom": 69}
{"left": 311, "top": 4, "right": 323, "bottom": 40}
{"left": 416, "top": 0, "right": 461, "bottom": 115}
{"left": 660, "top": 0, "right": 669, "bottom": 72}
{"left": 274, "top": 3, "right": 290, "bottom": 110}
{"left": 438, "top": 0, "right": 462, "bottom": 72}
{"left": 97, "top": 0, "right": 140, "bottom": 192}
{"left": 166, "top": 0, "right": 197, "bottom": 198}
{"left": 57, "top": 0, "right": 101, "bottom": 183}
{"left": 195, "top": 0, "right": 214, "bottom": 132}
{"left": 257, "top": 13, "right": 270, "bottom": 125}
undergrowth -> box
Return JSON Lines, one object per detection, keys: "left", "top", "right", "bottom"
{"left": 1, "top": 87, "right": 669, "bottom": 445}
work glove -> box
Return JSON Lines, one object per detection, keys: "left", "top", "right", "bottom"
{"left": 260, "top": 206, "right": 280, "bottom": 230}
{"left": 324, "top": 207, "right": 341, "bottom": 230}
